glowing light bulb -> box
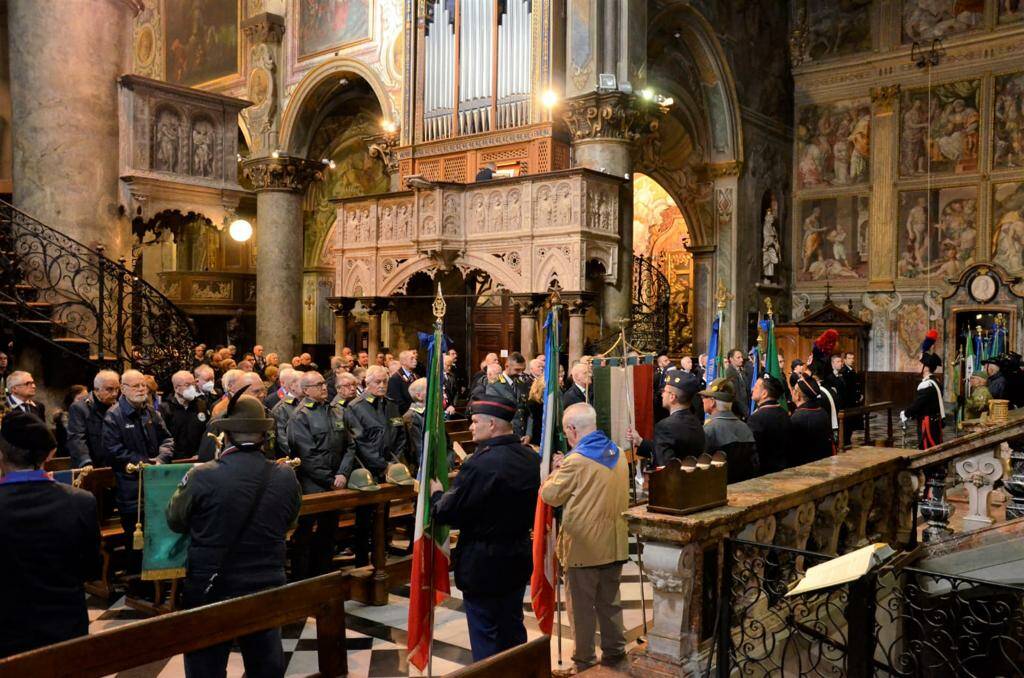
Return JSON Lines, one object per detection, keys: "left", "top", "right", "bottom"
{"left": 381, "top": 119, "right": 398, "bottom": 133}
{"left": 228, "top": 219, "right": 253, "bottom": 243}
{"left": 541, "top": 89, "right": 558, "bottom": 109}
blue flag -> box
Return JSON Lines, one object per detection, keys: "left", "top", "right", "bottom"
{"left": 707, "top": 314, "right": 721, "bottom": 383}
{"left": 748, "top": 346, "right": 760, "bottom": 416}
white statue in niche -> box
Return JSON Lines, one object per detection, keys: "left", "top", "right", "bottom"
{"left": 761, "top": 203, "right": 780, "bottom": 282}
{"left": 192, "top": 120, "right": 215, "bottom": 177}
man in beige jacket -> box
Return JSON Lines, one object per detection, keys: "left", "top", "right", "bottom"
{"left": 541, "top": 402, "right": 629, "bottom": 671}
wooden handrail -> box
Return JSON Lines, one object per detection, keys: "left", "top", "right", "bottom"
{"left": 0, "top": 572, "right": 350, "bottom": 678}
{"left": 446, "top": 635, "right": 551, "bottom": 677}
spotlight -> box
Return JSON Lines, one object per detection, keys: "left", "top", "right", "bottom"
{"left": 228, "top": 219, "right": 253, "bottom": 243}
{"left": 271, "top": 150, "right": 280, "bottom": 159}
{"left": 381, "top": 119, "right": 398, "bottom": 134}
{"left": 641, "top": 88, "right": 655, "bottom": 101}
{"left": 540, "top": 89, "right": 558, "bottom": 109}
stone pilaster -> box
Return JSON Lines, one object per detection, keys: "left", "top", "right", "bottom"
{"left": 240, "top": 12, "right": 285, "bottom": 156}
{"left": 9, "top": 0, "right": 133, "bottom": 255}
{"left": 327, "top": 296, "right": 357, "bottom": 356}
{"left": 513, "top": 293, "right": 545, "bottom": 360}
{"left": 867, "top": 84, "right": 900, "bottom": 290}
{"left": 243, "top": 156, "right": 324, "bottom": 357}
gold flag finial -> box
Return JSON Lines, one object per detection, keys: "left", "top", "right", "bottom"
{"left": 996, "top": 313, "right": 1005, "bottom": 327}
{"left": 715, "top": 280, "right": 733, "bottom": 311}
{"left": 432, "top": 284, "right": 446, "bottom": 320}
{"left": 765, "top": 297, "right": 774, "bottom": 320}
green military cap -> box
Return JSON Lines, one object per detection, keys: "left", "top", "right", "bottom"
{"left": 349, "top": 468, "right": 381, "bottom": 492}
{"left": 386, "top": 462, "right": 416, "bottom": 486}
{"left": 698, "top": 377, "right": 735, "bottom": 403}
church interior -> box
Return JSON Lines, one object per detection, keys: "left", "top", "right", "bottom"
{"left": 3, "top": 0, "right": 1024, "bottom": 676}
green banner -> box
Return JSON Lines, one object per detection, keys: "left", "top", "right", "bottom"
{"left": 142, "top": 463, "right": 192, "bottom": 580}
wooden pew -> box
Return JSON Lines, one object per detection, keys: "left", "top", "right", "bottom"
{"left": 446, "top": 636, "right": 551, "bottom": 678}
{"left": 300, "top": 483, "right": 417, "bottom": 605}
{"left": 66, "top": 467, "right": 125, "bottom": 600}
{"left": 0, "top": 572, "right": 350, "bottom": 678}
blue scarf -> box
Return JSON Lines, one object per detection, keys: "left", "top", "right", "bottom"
{"left": 570, "top": 430, "right": 620, "bottom": 470}
{"left": 0, "top": 469, "right": 53, "bottom": 484}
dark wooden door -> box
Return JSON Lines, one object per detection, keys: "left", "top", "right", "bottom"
{"left": 470, "top": 293, "right": 519, "bottom": 371}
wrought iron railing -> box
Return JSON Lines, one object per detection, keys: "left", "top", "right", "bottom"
{"left": 0, "top": 200, "right": 195, "bottom": 382}
{"left": 715, "top": 538, "right": 1024, "bottom": 678}
{"left": 589, "top": 254, "right": 669, "bottom": 355}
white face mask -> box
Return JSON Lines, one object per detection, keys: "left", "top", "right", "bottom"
{"left": 200, "top": 381, "right": 216, "bottom": 394}
{"left": 181, "top": 385, "right": 199, "bottom": 401}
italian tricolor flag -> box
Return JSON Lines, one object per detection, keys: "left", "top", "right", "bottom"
{"left": 407, "top": 320, "right": 451, "bottom": 671}
{"left": 592, "top": 356, "right": 656, "bottom": 452}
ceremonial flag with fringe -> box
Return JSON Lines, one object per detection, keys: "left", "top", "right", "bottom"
{"left": 531, "top": 310, "right": 565, "bottom": 635}
{"left": 591, "top": 355, "right": 655, "bottom": 453}
{"left": 763, "top": 317, "right": 787, "bottom": 412}
{"left": 407, "top": 319, "right": 451, "bottom": 671}
{"left": 143, "top": 463, "right": 192, "bottom": 580}
{"left": 707, "top": 313, "right": 723, "bottom": 383}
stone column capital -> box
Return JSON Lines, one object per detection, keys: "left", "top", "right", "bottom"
{"left": 242, "top": 12, "right": 286, "bottom": 44}
{"left": 870, "top": 84, "right": 901, "bottom": 115}
{"left": 562, "top": 91, "right": 663, "bottom": 144}
{"left": 359, "top": 297, "right": 392, "bottom": 315}
{"left": 242, "top": 156, "right": 324, "bottom": 193}
{"left": 365, "top": 129, "right": 401, "bottom": 176}
{"left": 562, "top": 291, "right": 598, "bottom": 316}
{"left": 512, "top": 293, "right": 546, "bottom": 316}
{"left": 326, "top": 296, "right": 357, "bottom": 316}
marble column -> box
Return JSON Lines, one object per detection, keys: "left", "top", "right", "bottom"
{"left": 242, "top": 157, "right": 324, "bottom": 358}
{"left": 564, "top": 92, "right": 660, "bottom": 328}
{"left": 513, "top": 293, "right": 543, "bottom": 360}
{"left": 566, "top": 297, "right": 591, "bottom": 366}
{"left": 364, "top": 298, "right": 387, "bottom": 359}
{"left": 8, "top": 0, "right": 131, "bottom": 254}
{"left": 327, "top": 297, "right": 356, "bottom": 356}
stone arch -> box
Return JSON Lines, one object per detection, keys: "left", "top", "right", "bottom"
{"left": 280, "top": 58, "right": 396, "bottom": 157}
{"left": 534, "top": 247, "right": 576, "bottom": 292}
{"left": 378, "top": 252, "right": 523, "bottom": 297}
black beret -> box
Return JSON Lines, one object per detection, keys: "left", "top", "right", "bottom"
{"left": 664, "top": 369, "right": 700, "bottom": 398}
{"left": 468, "top": 395, "right": 518, "bottom": 422}
{"left": 796, "top": 376, "right": 820, "bottom": 400}
{"left": 1, "top": 411, "right": 56, "bottom": 452}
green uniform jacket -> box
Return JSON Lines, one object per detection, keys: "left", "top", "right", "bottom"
{"left": 287, "top": 398, "right": 347, "bottom": 494}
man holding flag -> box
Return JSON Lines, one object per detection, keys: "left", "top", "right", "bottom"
{"left": 429, "top": 393, "right": 539, "bottom": 661}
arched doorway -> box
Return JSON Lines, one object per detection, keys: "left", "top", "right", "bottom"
{"left": 634, "top": 173, "right": 694, "bottom": 356}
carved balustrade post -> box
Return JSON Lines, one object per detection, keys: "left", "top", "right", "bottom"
{"left": 919, "top": 463, "right": 954, "bottom": 543}
{"left": 867, "top": 475, "right": 896, "bottom": 543}
{"left": 895, "top": 470, "right": 922, "bottom": 545}
{"left": 631, "top": 542, "right": 700, "bottom": 675}
{"left": 810, "top": 491, "right": 850, "bottom": 556}
{"left": 733, "top": 516, "right": 777, "bottom": 619}
{"left": 774, "top": 502, "right": 815, "bottom": 575}
{"left": 843, "top": 481, "right": 876, "bottom": 551}
{"left": 955, "top": 446, "right": 1004, "bottom": 531}
{"left": 1004, "top": 441, "right": 1024, "bottom": 520}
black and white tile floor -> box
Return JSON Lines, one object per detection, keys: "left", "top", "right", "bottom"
{"left": 87, "top": 540, "right": 653, "bottom": 677}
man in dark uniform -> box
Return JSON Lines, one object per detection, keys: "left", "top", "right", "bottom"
{"left": 341, "top": 365, "right": 409, "bottom": 565}
{"left": 67, "top": 369, "right": 121, "bottom": 468}
{"left": 627, "top": 369, "right": 705, "bottom": 468}
{"left": 902, "top": 353, "right": 944, "bottom": 450}
{"left": 0, "top": 412, "right": 101, "bottom": 658}
{"left": 331, "top": 371, "right": 360, "bottom": 409}
{"left": 485, "top": 353, "right": 531, "bottom": 441}
{"left": 167, "top": 389, "right": 302, "bottom": 677}
{"left": 789, "top": 377, "right": 833, "bottom": 465}
{"left": 653, "top": 354, "right": 672, "bottom": 422}
{"left": 387, "top": 350, "right": 419, "bottom": 415}
{"left": 270, "top": 369, "right": 304, "bottom": 458}
{"left": 699, "top": 378, "right": 758, "bottom": 482}
{"left": 822, "top": 354, "right": 851, "bottom": 446}
{"left": 430, "top": 395, "right": 539, "bottom": 661}
{"left": 747, "top": 374, "right": 793, "bottom": 474}
{"left": 160, "top": 370, "right": 210, "bottom": 459}
{"left": 840, "top": 352, "right": 864, "bottom": 444}
{"left": 287, "top": 371, "right": 347, "bottom": 578}
{"left": 102, "top": 369, "right": 174, "bottom": 572}
{"left": 985, "top": 356, "right": 1009, "bottom": 400}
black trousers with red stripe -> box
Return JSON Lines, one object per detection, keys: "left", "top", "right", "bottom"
{"left": 917, "top": 415, "right": 943, "bottom": 450}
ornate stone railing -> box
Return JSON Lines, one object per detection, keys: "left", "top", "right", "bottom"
{"left": 625, "top": 409, "right": 1024, "bottom": 676}
{"left": 328, "top": 168, "right": 625, "bottom": 297}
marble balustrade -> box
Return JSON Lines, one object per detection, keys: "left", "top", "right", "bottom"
{"left": 625, "top": 408, "right": 1024, "bottom": 677}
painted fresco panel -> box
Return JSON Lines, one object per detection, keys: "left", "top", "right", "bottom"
{"left": 796, "top": 99, "right": 871, "bottom": 189}
{"left": 165, "top": 0, "right": 238, "bottom": 86}
{"left": 994, "top": 72, "right": 1024, "bottom": 170}
{"left": 894, "top": 302, "right": 931, "bottom": 372}
{"left": 999, "top": 0, "right": 1024, "bottom": 24}
{"left": 899, "top": 79, "right": 981, "bottom": 177}
{"left": 992, "top": 181, "right": 1024, "bottom": 276}
{"left": 896, "top": 186, "right": 978, "bottom": 280}
{"left": 901, "top": 0, "right": 984, "bottom": 43}
{"left": 298, "top": 0, "right": 371, "bottom": 58}
{"left": 805, "top": 0, "right": 872, "bottom": 60}
{"left": 797, "top": 196, "right": 869, "bottom": 282}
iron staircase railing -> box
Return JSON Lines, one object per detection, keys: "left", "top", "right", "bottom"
{"left": 588, "top": 254, "right": 670, "bottom": 355}
{"left": 0, "top": 199, "right": 195, "bottom": 383}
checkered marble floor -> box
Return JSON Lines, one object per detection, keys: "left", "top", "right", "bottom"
{"left": 87, "top": 539, "right": 653, "bottom": 677}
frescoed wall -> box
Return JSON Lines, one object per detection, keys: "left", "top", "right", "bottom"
{"left": 297, "top": 0, "right": 371, "bottom": 58}
{"left": 165, "top": 0, "right": 239, "bottom": 86}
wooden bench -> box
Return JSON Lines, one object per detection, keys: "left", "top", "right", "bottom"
{"left": 446, "top": 635, "right": 551, "bottom": 677}
{"left": 0, "top": 571, "right": 351, "bottom": 678}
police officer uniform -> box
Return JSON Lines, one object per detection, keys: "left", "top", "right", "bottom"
{"left": 747, "top": 375, "right": 794, "bottom": 474}
{"left": 636, "top": 370, "right": 705, "bottom": 468}
{"left": 341, "top": 392, "right": 409, "bottom": 566}
{"left": 789, "top": 378, "right": 833, "bottom": 465}
{"left": 167, "top": 392, "right": 301, "bottom": 677}
{"left": 66, "top": 392, "right": 115, "bottom": 468}
{"left": 902, "top": 353, "right": 944, "bottom": 450}
{"left": 270, "top": 392, "right": 302, "bottom": 458}
{"left": 432, "top": 396, "right": 539, "bottom": 661}
{"left": 287, "top": 395, "right": 347, "bottom": 578}
{"left": 485, "top": 373, "right": 530, "bottom": 439}
{"left": 101, "top": 394, "right": 174, "bottom": 564}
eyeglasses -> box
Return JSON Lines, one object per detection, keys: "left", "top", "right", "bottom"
{"left": 13, "top": 380, "right": 35, "bottom": 387}
{"left": 306, "top": 382, "right": 327, "bottom": 389}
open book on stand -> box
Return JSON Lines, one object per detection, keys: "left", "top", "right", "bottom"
{"left": 787, "top": 543, "right": 897, "bottom": 597}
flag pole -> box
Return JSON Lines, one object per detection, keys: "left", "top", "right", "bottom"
{"left": 426, "top": 285, "right": 447, "bottom": 678}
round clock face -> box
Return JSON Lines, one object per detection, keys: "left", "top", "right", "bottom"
{"left": 970, "top": 273, "right": 997, "bottom": 303}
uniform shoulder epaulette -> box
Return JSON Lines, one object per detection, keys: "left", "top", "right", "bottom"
{"left": 305, "top": 400, "right": 315, "bottom": 408}
{"left": 284, "top": 395, "right": 295, "bottom": 405}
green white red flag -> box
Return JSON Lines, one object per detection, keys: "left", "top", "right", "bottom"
{"left": 407, "top": 319, "right": 451, "bottom": 671}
